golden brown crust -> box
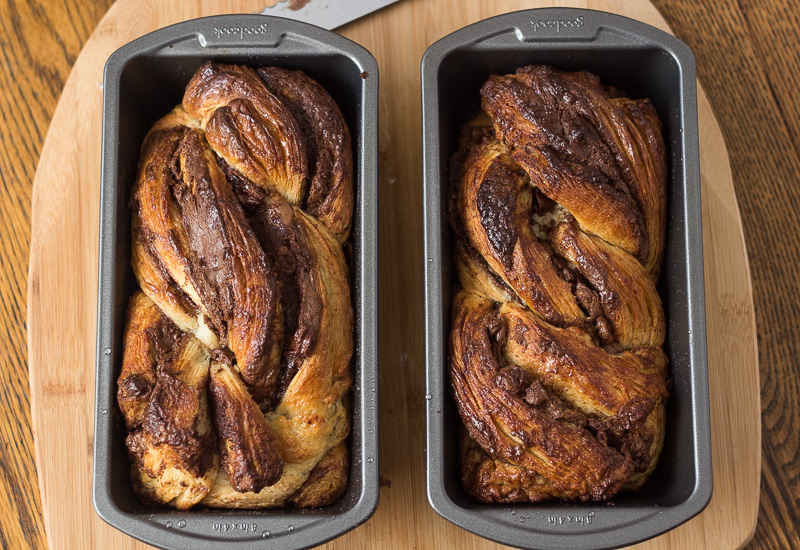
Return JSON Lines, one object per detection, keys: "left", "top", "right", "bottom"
{"left": 481, "top": 65, "right": 666, "bottom": 280}
{"left": 183, "top": 62, "right": 308, "bottom": 206}
{"left": 118, "top": 292, "right": 219, "bottom": 510}
{"left": 131, "top": 112, "right": 284, "bottom": 403}
{"left": 289, "top": 442, "right": 350, "bottom": 507}
{"left": 452, "top": 134, "right": 584, "bottom": 327}
{"left": 209, "top": 361, "right": 284, "bottom": 493}
{"left": 460, "top": 430, "right": 567, "bottom": 503}
{"left": 121, "top": 62, "right": 354, "bottom": 509}
{"left": 257, "top": 67, "right": 354, "bottom": 242}
{"left": 449, "top": 65, "right": 669, "bottom": 503}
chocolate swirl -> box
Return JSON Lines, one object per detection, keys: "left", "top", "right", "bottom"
{"left": 119, "top": 62, "right": 353, "bottom": 509}
{"left": 449, "top": 66, "right": 669, "bottom": 503}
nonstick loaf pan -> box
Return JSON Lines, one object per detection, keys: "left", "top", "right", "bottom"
{"left": 422, "top": 8, "right": 711, "bottom": 550}
{"left": 93, "top": 14, "right": 379, "bottom": 550}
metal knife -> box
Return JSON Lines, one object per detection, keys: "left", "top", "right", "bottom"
{"left": 260, "top": 0, "right": 402, "bottom": 30}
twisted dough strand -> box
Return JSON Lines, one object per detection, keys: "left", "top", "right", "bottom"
{"left": 119, "top": 62, "right": 353, "bottom": 509}
{"left": 449, "top": 66, "right": 669, "bottom": 503}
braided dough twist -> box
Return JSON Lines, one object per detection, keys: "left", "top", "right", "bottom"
{"left": 118, "top": 62, "right": 353, "bottom": 509}
{"left": 449, "top": 66, "right": 670, "bottom": 503}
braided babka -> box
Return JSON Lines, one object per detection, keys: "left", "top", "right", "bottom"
{"left": 117, "top": 62, "right": 353, "bottom": 509}
{"left": 448, "top": 65, "right": 670, "bottom": 503}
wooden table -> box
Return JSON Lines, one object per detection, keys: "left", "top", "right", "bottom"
{"left": 2, "top": 0, "right": 798, "bottom": 548}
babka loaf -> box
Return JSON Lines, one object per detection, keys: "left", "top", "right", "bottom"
{"left": 448, "top": 65, "right": 669, "bottom": 503}
{"left": 117, "top": 62, "right": 353, "bottom": 509}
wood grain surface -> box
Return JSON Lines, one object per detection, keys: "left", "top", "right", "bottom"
{"left": 26, "top": 0, "right": 759, "bottom": 548}
{"left": 0, "top": 1, "right": 795, "bottom": 550}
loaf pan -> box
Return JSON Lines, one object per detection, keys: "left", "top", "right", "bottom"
{"left": 422, "top": 8, "right": 710, "bottom": 550}
{"left": 94, "top": 14, "right": 379, "bottom": 550}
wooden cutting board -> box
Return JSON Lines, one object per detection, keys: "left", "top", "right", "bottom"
{"left": 27, "top": 0, "right": 760, "bottom": 548}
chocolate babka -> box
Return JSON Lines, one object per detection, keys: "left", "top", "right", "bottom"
{"left": 117, "top": 62, "right": 353, "bottom": 509}
{"left": 448, "top": 65, "right": 669, "bottom": 503}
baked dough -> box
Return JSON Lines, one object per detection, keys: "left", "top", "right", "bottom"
{"left": 118, "top": 62, "right": 353, "bottom": 509}
{"left": 448, "top": 66, "right": 669, "bottom": 502}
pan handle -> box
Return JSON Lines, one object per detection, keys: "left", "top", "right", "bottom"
{"left": 193, "top": 14, "right": 284, "bottom": 48}
{"left": 513, "top": 9, "right": 600, "bottom": 42}
{"left": 457, "top": 8, "right": 673, "bottom": 45}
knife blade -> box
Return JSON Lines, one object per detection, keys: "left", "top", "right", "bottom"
{"left": 260, "top": 0, "right": 401, "bottom": 30}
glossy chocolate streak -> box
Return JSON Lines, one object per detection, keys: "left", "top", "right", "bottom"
{"left": 173, "top": 130, "right": 236, "bottom": 333}
{"left": 118, "top": 292, "right": 218, "bottom": 509}
{"left": 134, "top": 119, "right": 284, "bottom": 404}
{"left": 448, "top": 65, "right": 669, "bottom": 503}
{"left": 184, "top": 62, "right": 308, "bottom": 206}
{"left": 450, "top": 293, "right": 633, "bottom": 501}
{"left": 476, "top": 161, "right": 520, "bottom": 268}
{"left": 258, "top": 67, "right": 354, "bottom": 242}
{"left": 481, "top": 66, "right": 661, "bottom": 270}
{"left": 209, "top": 362, "right": 284, "bottom": 493}
{"left": 247, "top": 194, "right": 323, "bottom": 405}
{"left": 122, "top": 62, "right": 354, "bottom": 509}
{"left": 452, "top": 132, "right": 584, "bottom": 328}
{"left": 447, "top": 125, "right": 518, "bottom": 305}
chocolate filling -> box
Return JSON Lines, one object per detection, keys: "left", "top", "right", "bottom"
{"left": 476, "top": 161, "right": 520, "bottom": 268}
{"left": 248, "top": 197, "right": 322, "bottom": 406}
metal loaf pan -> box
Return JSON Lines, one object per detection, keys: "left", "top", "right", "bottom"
{"left": 94, "top": 14, "right": 379, "bottom": 550}
{"left": 422, "top": 8, "right": 711, "bottom": 550}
